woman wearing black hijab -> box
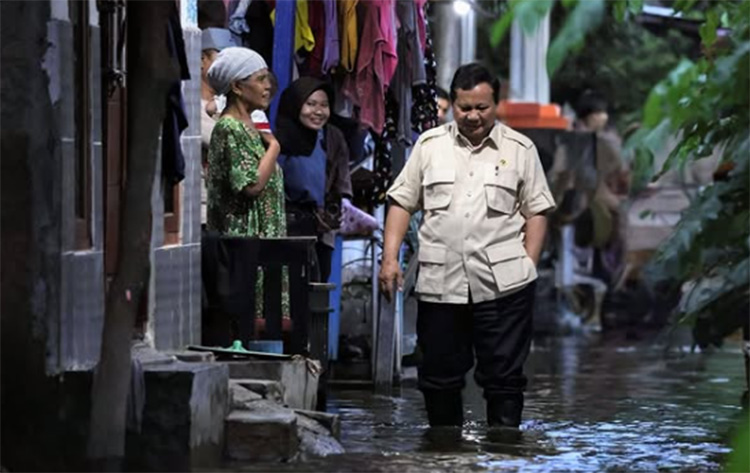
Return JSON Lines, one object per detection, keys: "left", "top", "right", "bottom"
{"left": 276, "top": 77, "right": 353, "bottom": 282}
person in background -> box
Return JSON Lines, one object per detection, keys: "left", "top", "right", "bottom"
{"left": 201, "top": 28, "right": 236, "bottom": 135}
{"left": 275, "top": 77, "right": 353, "bottom": 283}
{"left": 573, "top": 90, "right": 628, "bottom": 219}
{"left": 436, "top": 87, "right": 451, "bottom": 125}
{"left": 200, "top": 27, "right": 236, "bottom": 225}
{"left": 555, "top": 90, "right": 629, "bottom": 332}
{"left": 379, "top": 63, "right": 555, "bottom": 430}
{"left": 206, "top": 47, "right": 289, "bottom": 318}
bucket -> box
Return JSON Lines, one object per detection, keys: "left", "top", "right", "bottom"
{"left": 246, "top": 340, "right": 284, "bottom": 354}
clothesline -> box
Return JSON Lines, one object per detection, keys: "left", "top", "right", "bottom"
{"left": 200, "top": 0, "right": 441, "bottom": 206}
{"left": 212, "top": 0, "right": 438, "bottom": 139}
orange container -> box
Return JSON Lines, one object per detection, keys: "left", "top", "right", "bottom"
{"left": 497, "top": 100, "right": 569, "bottom": 130}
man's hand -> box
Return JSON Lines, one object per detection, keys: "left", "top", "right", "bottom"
{"left": 378, "top": 258, "right": 404, "bottom": 303}
{"left": 379, "top": 203, "right": 412, "bottom": 302}
{"left": 524, "top": 214, "right": 548, "bottom": 266}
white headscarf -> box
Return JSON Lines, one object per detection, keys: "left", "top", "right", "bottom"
{"left": 207, "top": 47, "right": 268, "bottom": 96}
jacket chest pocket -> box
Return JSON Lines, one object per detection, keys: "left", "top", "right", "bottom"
{"left": 422, "top": 168, "right": 455, "bottom": 211}
{"left": 484, "top": 171, "right": 518, "bottom": 214}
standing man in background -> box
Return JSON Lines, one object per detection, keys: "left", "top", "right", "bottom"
{"left": 200, "top": 27, "right": 236, "bottom": 225}
{"left": 379, "top": 63, "right": 555, "bottom": 429}
{"left": 436, "top": 87, "right": 451, "bottom": 125}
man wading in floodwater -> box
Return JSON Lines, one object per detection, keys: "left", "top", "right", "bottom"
{"left": 379, "top": 63, "right": 555, "bottom": 430}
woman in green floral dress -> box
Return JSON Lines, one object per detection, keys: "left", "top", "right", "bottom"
{"left": 206, "top": 47, "right": 289, "bottom": 321}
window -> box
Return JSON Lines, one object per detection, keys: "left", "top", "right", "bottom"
{"left": 72, "top": 0, "right": 92, "bottom": 249}
{"left": 164, "top": 180, "right": 181, "bottom": 245}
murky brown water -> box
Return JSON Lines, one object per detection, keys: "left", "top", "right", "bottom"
{"left": 237, "top": 335, "right": 746, "bottom": 472}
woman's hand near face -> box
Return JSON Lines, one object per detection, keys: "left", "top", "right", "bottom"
{"left": 242, "top": 131, "right": 281, "bottom": 197}
{"left": 260, "top": 131, "right": 280, "bottom": 153}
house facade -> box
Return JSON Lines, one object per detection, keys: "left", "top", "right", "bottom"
{"left": 1, "top": 0, "right": 206, "bottom": 466}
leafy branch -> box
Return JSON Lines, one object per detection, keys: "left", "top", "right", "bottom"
{"left": 491, "top": 0, "right": 749, "bottom": 343}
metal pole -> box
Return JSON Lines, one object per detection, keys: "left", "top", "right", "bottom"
{"left": 432, "top": 1, "right": 461, "bottom": 91}
{"left": 459, "top": 8, "right": 476, "bottom": 65}
{"left": 509, "top": 13, "right": 550, "bottom": 103}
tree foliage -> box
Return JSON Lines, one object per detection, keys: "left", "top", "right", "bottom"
{"left": 488, "top": 1, "right": 693, "bottom": 131}
{"left": 551, "top": 15, "right": 692, "bottom": 131}
{"left": 491, "top": 0, "right": 749, "bottom": 345}
{"left": 630, "top": 0, "right": 749, "bottom": 346}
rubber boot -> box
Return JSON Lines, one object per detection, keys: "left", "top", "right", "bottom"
{"left": 486, "top": 393, "right": 524, "bottom": 428}
{"left": 422, "top": 389, "right": 464, "bottom": 427}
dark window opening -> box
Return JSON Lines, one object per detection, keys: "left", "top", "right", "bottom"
{"left": 72, "top": 0, "right": 92, "bottom": 249}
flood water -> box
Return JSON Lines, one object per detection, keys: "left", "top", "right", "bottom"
{"left": 239, "top": 335, "right": 747, "bottom": 472}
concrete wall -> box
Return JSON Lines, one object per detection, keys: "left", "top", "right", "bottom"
{"left": 1, "top": 1, "right": 66, "bottom": 467}
{"left": 0, "top": 0, "right": 204, "bottom": 377}
{"left": 0, "top": 0, "right": 205, "bottom": 467}
{"left": 43, "top": 0, "right": 205, "bottom": 358}
{"left": 49, "top": 4, "right": 106, "bottom": 371}
{"left": 150, "top": 21, "right": 203, "bottom": 352}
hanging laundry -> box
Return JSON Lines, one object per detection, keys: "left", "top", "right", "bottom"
{"left": 222, "top": 0, "right": 233, "bottom": 17}
{"left": 227, "top": 0, "right": 252, "bottom": 45}
{"left": 342, "top": 0, "right": 398, "bottom": 135}
{"left": 371, "top": 128, "right": 393, "bottom": 205}
{"left": 416, "top": 0, "right": 428, "bottom": 53}
{"left": 367, "top": 87, "right": 400, "bottom": 206}
{"left": 411, "top": 1, "right": 439, "bottom": 135}
{"left": 322, "top": 0, "right": 340, "bottom": 74}
{"left": 383, "top": 86, "right": 398, "bottom": 139}
{"left": 304, "top": 0, "right": 326, "bottom": 76}
{"left": 333, "top": 79, "right": 355, "bottom": 118}
{"left": 378, "top": 0, "right": 399, "bottom": 88}
{"left": 392, "top": 0, "right": 426, "bottom": 145}
{"left": 271, "top": 0, "right": 315, "bottom": 55}
{"left": 243, "top": 0, "right": 274, "bottom": 65}
{"left": 198, "top": 0, "right": 228, "bottom": 29}
{"left": 338, "top": 0, "right": 358, "bottom": 72}
{"left": 162, "top": 4, "right": 191, "bottom": 185}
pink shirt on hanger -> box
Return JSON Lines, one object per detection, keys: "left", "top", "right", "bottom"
{"left": 416, "top": 0, "right": 429, "bottom": 53}
{"left": 343, "top": 0, "right": 398, "bottom": 134}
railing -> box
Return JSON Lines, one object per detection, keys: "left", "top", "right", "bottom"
{"left": 202, "top": 234, "right": 317, "bottom": 355}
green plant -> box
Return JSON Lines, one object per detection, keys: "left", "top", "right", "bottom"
{"left": 726, "top": 416, "right": 750, "bottom": 472}
{"left": 491, "top": 0, "right": 749, "bottom": 346}
{"left": 629, "top": 0, "right": 749, "bottom": 346}
{"left": 551, "top": 20, "right": 692, "bottom": 132}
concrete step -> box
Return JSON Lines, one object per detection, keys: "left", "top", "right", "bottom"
{"left": 224, "top": 410, "right": 299, "bottom": 462}
{"left": 229, "top": 382, "right": 263, "bottom": 409}
{"left": 229, "top": 378, "right": 284, "bottom": 404}
{"left": 125, "top": 361, "right": 229, "bottom": 471}
{"left": 294, "top": 409, "right": 341, "bottom": 440}
{"left": 224, "top": 360, "right": 318, "bottom": 410}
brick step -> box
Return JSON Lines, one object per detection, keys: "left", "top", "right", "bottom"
{"left": 229, "top": 378, "right": 285, "bottom": 404}
{"left": 225, "top": 410, "right": 299, "bottom": 462}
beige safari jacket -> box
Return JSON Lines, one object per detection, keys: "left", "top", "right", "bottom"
{"left": 387, "top": 122, "right": 556, "bottom": 304}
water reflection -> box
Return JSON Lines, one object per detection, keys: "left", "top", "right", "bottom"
{"left": 237, "top": 336, "right": 745, "bottom": 472}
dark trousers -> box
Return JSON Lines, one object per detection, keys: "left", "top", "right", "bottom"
{"left": 417, "top": 282, "right": 535, "bottom": 396}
